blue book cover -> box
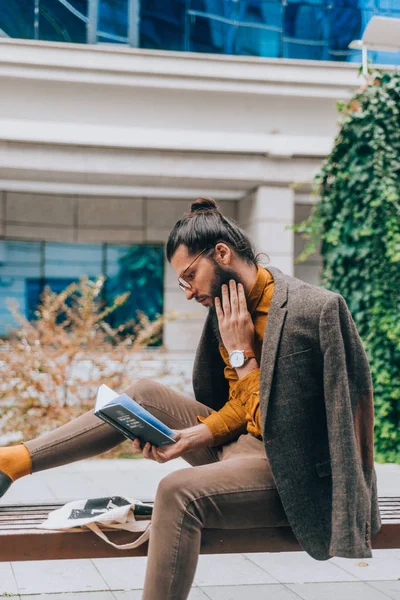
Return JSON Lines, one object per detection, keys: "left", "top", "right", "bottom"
{"left": 94, "top": 384, "right": 177, "bottom": 447}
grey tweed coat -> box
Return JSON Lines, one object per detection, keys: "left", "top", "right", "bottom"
{"left": 192, "top": 266, "right": 382, "bottom": 560}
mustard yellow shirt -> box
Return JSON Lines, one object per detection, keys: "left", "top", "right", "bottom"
{"left": 196, "top": 266, "right": 274, "bottom": 446}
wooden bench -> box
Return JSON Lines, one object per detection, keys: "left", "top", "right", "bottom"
{"left": 1, "top": 498, "right": 399, "bottom": 562}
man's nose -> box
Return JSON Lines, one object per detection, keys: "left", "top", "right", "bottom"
{"left": 185, "top": 288, "right": 195, "bottom": 300}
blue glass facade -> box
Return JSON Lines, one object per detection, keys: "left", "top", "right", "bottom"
{"left": 0, "top": 241, "right": 164, "bottom": 340}
{"left": 0, "top": 0, "right": 399, "bottom": 64}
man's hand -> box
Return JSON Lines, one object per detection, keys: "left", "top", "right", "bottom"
{"left": 215, "top": 279, "right": 255, "bottom": 355}
{"left": 131, "top": 423, "right": 213, "bottom": 463}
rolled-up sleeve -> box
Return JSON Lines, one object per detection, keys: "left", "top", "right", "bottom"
{"left": 196, "top": 366, "right": 261, "bottom": 446}
{"left": 196, "top": 395, "right": 247, "bottom": 446}
{"left": 234, "top": 368, "right": 260, "bottom": 404}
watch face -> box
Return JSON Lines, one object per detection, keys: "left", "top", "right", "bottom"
{"left": 230, "top": 351, "right": 245, "bottom": 368}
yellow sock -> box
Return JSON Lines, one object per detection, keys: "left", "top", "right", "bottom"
{"left": 0, "top": 443, "right": 32, "bottom": 481}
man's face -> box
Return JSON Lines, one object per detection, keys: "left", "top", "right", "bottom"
{"left": 171, "top": 244, "right": 244, "bottom": 342}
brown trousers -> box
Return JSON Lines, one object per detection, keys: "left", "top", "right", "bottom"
{"left": 23, "top": 378, "right": 288, "bottom": 600}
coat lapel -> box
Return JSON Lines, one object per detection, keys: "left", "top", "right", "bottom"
{"left": 259, "top": 267, "right": 288, "bottom": 432}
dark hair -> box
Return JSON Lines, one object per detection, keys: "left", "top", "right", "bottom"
{"left": 166, "top": 196, "right": 259, "bottom": 265}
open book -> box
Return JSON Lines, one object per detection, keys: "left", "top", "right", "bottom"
{"left": 94, "top": 384, "right": 177, "bottom": 447}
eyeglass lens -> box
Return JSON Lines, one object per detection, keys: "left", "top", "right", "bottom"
{"left": 178, "top": 278, "right": 191, "bottom": 291}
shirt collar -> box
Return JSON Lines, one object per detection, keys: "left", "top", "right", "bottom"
{"left": 246, "top": 265, "right": 273, "bottom": 315}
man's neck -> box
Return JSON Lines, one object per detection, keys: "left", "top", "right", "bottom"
{"left": 237, "top": 263, "right": 258, "bottom": 296}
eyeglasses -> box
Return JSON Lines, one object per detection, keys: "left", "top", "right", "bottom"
{"left": 177, "top": 247, "right": 210, "bottom": 292}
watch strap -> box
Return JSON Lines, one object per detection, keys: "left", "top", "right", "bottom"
{"left": 243, "top": 350, "right": 256, "bottom": 361}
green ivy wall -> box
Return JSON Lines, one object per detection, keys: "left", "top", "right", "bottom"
{"left": 294, "top": 70, "right": 400, "bottom": 464}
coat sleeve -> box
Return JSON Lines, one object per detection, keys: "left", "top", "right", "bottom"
{"left": 319, "top": 293, "right": 380, "bottom": 557}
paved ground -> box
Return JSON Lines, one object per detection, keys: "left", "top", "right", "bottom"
{"left": 1, "top": 459, "right": 400, "bottom": 600}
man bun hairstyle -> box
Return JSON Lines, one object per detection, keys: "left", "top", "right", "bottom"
{"left": 189, "top": 197, "right": 219, "bottom": 214}
{"left": 166, "top": 196, "right": 259, "bottom": 265}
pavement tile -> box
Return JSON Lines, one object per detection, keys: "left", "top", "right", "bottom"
{"left": 200, "top": 583, "right": 300, "bottom": 599}
{"left": 22, "top": 593, "right": 115, "bottom": 600}
{"left": 84, "top": 473, "right": 165, "bottom": 500}
{"left": 112, "top": 592, "right": 143, "bottom": 600}
{"left": 245, "top": 551, "right": 357, "bottom": 583}
{"left": 0, "top": 475, "right": 56, "bottom": 505}
{"left": 113, "top": 588, "right": 208, "bottom": 599}
{"left": 368, "top": 581, "right": 400, "bottom": 599}
{"left": 187, "top": 589, "right": 213, "bottom": 599}
{"left": 12, "top": 559, "right": 109, "bottom": 594}
{"left": 92, "top": 557, "right": 148, "bottom": 590}
{"left": 0, "top": 562, "right": 19, "bottom": 595}
{"left": 330, "top": 550, "right": 400, "bottom": 581}
{"left": 375, "top": 464, "right": 400, "bottom": 496}
{"left": 43, "top": 472, "right": 112, "bottom": 501}
{"left": 287, "top": 581, "right": 391, "bottom": 600}
{"left": 3, "top": 458, "right": 188, "bottom": 505}
{"left": 193, "top": 554, "right": 278, "bottom": 587}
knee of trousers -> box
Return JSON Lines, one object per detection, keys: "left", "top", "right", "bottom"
{"left": 154, "top": 468, "right": 205, "bottom": 525}
{"left": 123, "top": 378, "right": 159, "bottom": 404}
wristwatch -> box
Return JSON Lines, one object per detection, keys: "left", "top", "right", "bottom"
{"left": 229, "top": 349, "right": 256, "bottom": 368}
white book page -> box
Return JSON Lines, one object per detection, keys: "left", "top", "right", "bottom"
{"left": 95, "top": 384, "right": 119, "bottom": 412}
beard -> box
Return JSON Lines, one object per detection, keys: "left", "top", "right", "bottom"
{"left": 207, "top": 261, "right": 244, "bottom": 345}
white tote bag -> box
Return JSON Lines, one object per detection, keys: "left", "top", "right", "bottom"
{"left": 37, "top": 495, "right": 152, "bottom": 550}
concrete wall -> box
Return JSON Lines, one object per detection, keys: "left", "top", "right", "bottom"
{"left": 0, "top": 190, "right": 238, "bottom": 349}
{"left": 1, "top": 192, "right": 236, "bottom": 245}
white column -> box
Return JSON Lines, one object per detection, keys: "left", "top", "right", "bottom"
{"left": 238, "top": 185, "right": 294, "bottom": 275}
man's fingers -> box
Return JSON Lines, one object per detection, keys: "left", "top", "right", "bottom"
{"left": 229, "top": 279, "right": 239, "bottom": 318}
{"left": 221, "top": 284, "right": 231, "bottom": 318}
{"left": 154, "top": 447, "right": 168, "bottom": 463}
{"left": 238, "top": 282, "right": 248, "bottom": 314}
{"left": 142, "top": 442, "right": 149, "bottom": 459}
{"left": 143, "top": 442, "right": 156, "bottom": 460}
{"left": 132, "top": 438, "right": 142, "bottom": 453}
{"left": 132, "top": 439, "right": 169, "bottom": 463}
{"left": 214, "top": 296, "right": 223, "bottom": 320}
{"left": 151, "top": 445, "right": 162, "bottom": 462}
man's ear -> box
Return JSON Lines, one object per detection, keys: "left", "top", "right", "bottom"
{"left": 214, "top": 242, "right": 231, "bottom": 265}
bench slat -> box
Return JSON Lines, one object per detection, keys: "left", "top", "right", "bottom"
{"left": 0, "top": 498, "right": 399, "bottom": 561}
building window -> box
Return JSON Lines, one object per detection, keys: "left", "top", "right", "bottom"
{"left": 0, "top": 240, "right": 164, "bottom": 343}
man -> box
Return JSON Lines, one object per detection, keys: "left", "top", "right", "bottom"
{"left": 0, "top": 197, "right": 381, "bottom": 600}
